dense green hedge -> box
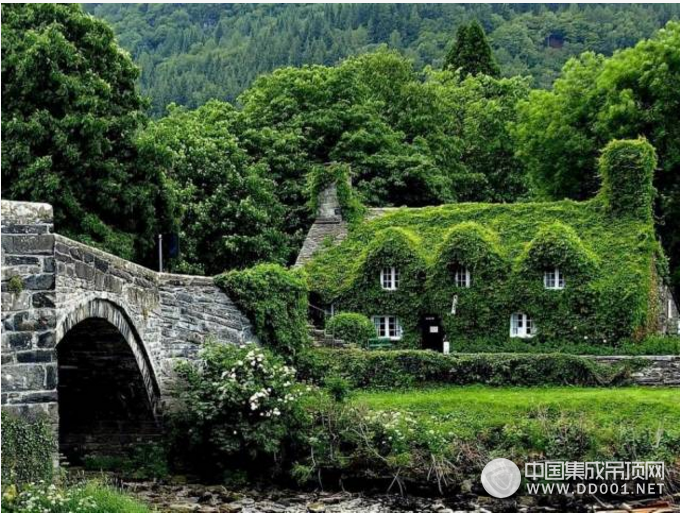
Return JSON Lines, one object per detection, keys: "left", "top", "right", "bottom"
{"left": 450, "top": 335, "right": 680, "bottom": 355}
{"left": 215, "top": 263, "right": 309, "bottom": 357}
{"left": 325, "top": 313, "right": 374, "bottom": 347}
{"left": 1, "top": 412, "right": 55, "bottom": 486}
{"left": 305, "top": 139, "right": 666, "bottom": 347}
{"left": 297, "top": 349, "right": 648, "bottom": 388}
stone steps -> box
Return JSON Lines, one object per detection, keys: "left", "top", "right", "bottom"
{"left": 307, "top": 324, "right": 347, "bottom": 348}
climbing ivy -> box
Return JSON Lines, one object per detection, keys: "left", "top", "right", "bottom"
{"left": 1, "top": 412, "right": 55, "bottom": 486}
{"left": 427, "top": 222, "right": 508, "bottom": 340}
{"left": 332, "top": 227, "right": 428, "bottom": 348}
{"left": 307, "top": 163, "right": 365, "bottom": 225}
{"left": 305, "top": 178, "right": 666, "bottom": 348}
{"left": 599, "top": 138, "right": 657, "bottom": 220}
{"left": 215, "top": 264, "right": 310, "bottom": 358}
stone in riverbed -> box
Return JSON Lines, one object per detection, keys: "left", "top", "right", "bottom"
{"left": 169, "top": 503, "right": 200, "bottom": 512}
{"left": 307, "top": 502, "right": 326, "bottom": 513}
{"left": 219, "top": 504, "right": 242, "bottom": 513}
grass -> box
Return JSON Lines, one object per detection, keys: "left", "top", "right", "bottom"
{"left": 1, "top": 481, "right": 151, "bottom": 513}
{"left": 353, "top": 385, "right": 680, "bottom": 445}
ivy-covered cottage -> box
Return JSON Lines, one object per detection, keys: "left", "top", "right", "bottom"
{"left": 298, "top": 139, "right": 679, "bottom": 350}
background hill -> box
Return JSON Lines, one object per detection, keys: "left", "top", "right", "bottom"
{"left": 86, "top": 4, "right": 679, "bottom": 115}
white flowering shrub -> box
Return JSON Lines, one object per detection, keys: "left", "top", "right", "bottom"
{"left": 174, "top": 342, "right": 308, "bottom": 475}
{"left": 1, "top": 482, "right": 148, "bottom": 513}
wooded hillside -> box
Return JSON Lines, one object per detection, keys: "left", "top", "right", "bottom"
{"left": 87, "top": 4, "right": 680, "bottom": 115}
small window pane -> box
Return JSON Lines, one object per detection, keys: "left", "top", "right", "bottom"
{"left": 454, "top": 267, "right": 471, "bottom": 288}
{"left": 544, "top": 268, "right": 565, "bottom": 290}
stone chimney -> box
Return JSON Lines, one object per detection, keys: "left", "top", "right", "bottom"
{"left": 294, "top": 180, "right": 349, "bottom": 267}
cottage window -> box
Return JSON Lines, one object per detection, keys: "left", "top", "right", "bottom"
{"left": 372, "top": 315, "right": 403, "bottom": 340}
{"left": 543, "top": 268, "right": 565, "bottom": 290}
{"left": 454, "top": 267, "right": 471, "bottom": 288}
{"left": 510, "top": 313, "right": 535, "bottom": 338}
{"left": 380, "top": 267, "right": 399, "bottom": 290}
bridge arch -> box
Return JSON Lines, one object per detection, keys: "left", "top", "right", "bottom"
{"left": 56, "top": 299, "right": 161, "bottom": 462}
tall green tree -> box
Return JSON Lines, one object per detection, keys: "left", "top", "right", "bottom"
{"left": 443, "top": 21, "right": 501, "bottom": 77}
{"left": 515, "top": 22, "right": 680, "bottom": 291}
{"left": 1, "top": 4, "right": 175, "bottom": 261}
{"left": 137, "top": 101, "right": 289, "bottom": 275}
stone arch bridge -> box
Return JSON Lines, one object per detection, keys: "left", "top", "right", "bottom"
{"left": 1, "top": 201, "right": 256, "bottom": 461}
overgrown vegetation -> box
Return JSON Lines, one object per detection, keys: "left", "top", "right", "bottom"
{"left": 215, "top": 264, "right": 309, "bottom": 357}
{"left": 171, "top": 342, "right": 308, "bottom": 480}
{"left": 296, "top": 349, "right": 647, "bottom": 389}
{"left": 451, "top": 335, "right": 680, "bottom": 356}
{"left": 514, "top": 22, "right": 680, "bottom": 292}
{"left": 306, "top": 182, "right": 665, "bottom": 347}
{"left": 1, "top": 413, "right": 54, "bottom": 487}
{"left": 1, "top": 481, "right": 150, "bottom": 513}
{"left": 318, "top": 385, "right": 680, "bottom": 491}
{"left": 168, "top": 346, "right": 679, "bottom": 492}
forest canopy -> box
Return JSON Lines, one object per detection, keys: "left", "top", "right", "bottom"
{"left": 2, "top": 4, "right": 679, "bottom": 293}
{"left": 87, "top": 3, "right": 679, "bottom": 115}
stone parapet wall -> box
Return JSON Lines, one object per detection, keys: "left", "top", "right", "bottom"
{"left": 590, "top": 355, "right": 680, "bottom": 386}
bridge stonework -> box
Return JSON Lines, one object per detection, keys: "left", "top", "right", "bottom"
{"left": 2, "top": 200, "right": 256, "bottom": 432}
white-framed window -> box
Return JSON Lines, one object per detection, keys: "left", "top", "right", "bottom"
{"left": 543, "top": 268, "right": 565, "bottom": 290}
{"left": 372, "top": 315, "right": 403, "bottom": 340}
{"left": 510, "top": 313, "right": 536, "bottom": 338}
{"left": 380, "top": 267, "right": 399, "bottom": 290}
{"left": 668, "top": 298, "right": 674, "bottom": 319}
{"left": 454, "top": 267, "right": 471, "bottom": 288}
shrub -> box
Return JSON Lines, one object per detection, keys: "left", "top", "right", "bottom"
{"left": 172, "top": 342, "right": 308, "bottom": 478}
{"left": 1, "top": 413, "right": 54, "bottom": 487}
{"left": 599, "top": 138, "right": 657, "bottom": 220}
{"left": 450, "top": 335, "right": 680, "bottom": 355}
{"left": 296, "top": 349, "right": 646, "bottom": 389}
{"left": 322, "top": 376, "right": 352, "bottom": 403}
{"left": 1, "top": 481, "right": 150, "bottom": 513}
{"left": 325, "top": 313, "right": 374, "bottom": 347}
{"left": 215, "top": 263, "right": 309, "bottom": 358}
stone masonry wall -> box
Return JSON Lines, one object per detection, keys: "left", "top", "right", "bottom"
{"left": 2, "top": 200, "right": 256, "bottom": 423}
{"left": 591, "top": 355, "right": 680, "bottom": 386}
{"left": 1, "top": 201, "right": 58, "bottom": 424}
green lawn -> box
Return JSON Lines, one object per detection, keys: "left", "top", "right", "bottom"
{"left": 353, "top": 385, "right": 680, "bottom": 448}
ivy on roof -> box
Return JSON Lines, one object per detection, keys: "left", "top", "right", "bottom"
{"left": 305, "top": 139, "right": 666, "bottom": 347}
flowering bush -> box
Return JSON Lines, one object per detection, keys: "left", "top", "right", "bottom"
{"left": 1, "top": 482, "right": 148, "bottom": 513}
{"left": 173, "top": 342, "right": 309, "bottom": 476}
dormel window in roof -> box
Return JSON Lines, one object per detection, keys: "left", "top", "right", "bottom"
{"left": 544, "top": 268, "right": 565, "bottom": 290}
{"left": 380, "top": 267, "right": 399, "bottom": 290}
